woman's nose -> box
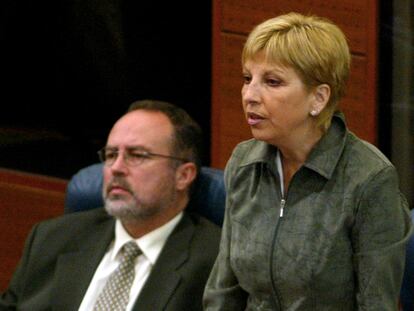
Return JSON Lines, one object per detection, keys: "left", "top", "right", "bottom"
{"left": 242, "top": 80, "right": 260, "bottom": 103}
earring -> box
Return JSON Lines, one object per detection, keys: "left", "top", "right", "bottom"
{"left": 310, "top": 110, "right": 318, "bottom": 116}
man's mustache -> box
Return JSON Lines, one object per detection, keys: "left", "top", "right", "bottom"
{"left": 106, "top": 177, "right": 133, "bottom": 195}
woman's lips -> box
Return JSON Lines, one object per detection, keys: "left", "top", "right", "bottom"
{"left": 247, "top": 112, "right": 264, "bottom": 126}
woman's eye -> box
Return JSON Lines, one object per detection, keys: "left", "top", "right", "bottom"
{"left": 267, "top": 78, "right": 281, "bottom": 86}
{"left": 243, "top": 75, "right": 251, "bottom": 84}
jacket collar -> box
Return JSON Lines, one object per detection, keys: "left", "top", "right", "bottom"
{"left": 50, "top": 210, "right": 195, "bottom": 311}
{"left": 238, "top": 112, "right": 348, "bottom": 180}
{"left": 132, "top": 212, "right": 195, "bottom": 310}
{"left": 52, "top": 209, "right": 115, "bottom": 311}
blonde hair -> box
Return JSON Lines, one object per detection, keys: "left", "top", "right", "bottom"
{"left": 242, "top": 12, "right": 351, "bottom": 131}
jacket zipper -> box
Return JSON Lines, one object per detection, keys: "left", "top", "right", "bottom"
{"left": 279, "top": 198, "right": 286, "bottom": 217}
{"left": 269, "top": 197, "right": 286, "bottom": 310}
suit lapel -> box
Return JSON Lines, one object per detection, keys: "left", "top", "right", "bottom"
{"left": 52, "top": 212, "right": 115, "bottom": 311}
{"left": 132, "top": 213, "right": 195, "bottom": 311}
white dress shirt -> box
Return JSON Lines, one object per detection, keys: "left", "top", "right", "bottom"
{"left": 78, "top": 212, "right": 183, "bottom": 311}
{"left": 276, "top": 149, "right": 284, "bottom": 195}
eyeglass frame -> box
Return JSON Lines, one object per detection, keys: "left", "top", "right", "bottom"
{"left": 97, "top": 146, "right": 190, "bottom": 167}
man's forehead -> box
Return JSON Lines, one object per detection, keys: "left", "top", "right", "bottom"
{"left": 108, "top": 111, "right": 173, "bottom": 147}
{"left": 124, "top": 109, "right": 170, "bottom": 124}
{"left": 116, "top": 110, "right": 171, "bottom": 130}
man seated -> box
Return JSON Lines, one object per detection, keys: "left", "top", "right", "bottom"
{"left": 0, "top": 100, "right": 221, "bottom": 310}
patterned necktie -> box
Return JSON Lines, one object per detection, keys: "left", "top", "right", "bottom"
{"left": 93, "top": 241, "right": 142, "bottom": 311}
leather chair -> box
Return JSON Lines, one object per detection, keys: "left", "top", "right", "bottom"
{"left": 400, "top": 209, "right": 414, "bottom": 311}
{"left": 64, "top": 163, "right": 226, "bottom": 226}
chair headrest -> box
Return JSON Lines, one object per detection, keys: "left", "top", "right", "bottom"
{"left": 64, "top": 163, "right": 225, "bottom": 226}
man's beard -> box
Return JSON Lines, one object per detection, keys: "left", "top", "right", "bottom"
{"left": 103, "top": 177, "right": 176, "bottom": 222}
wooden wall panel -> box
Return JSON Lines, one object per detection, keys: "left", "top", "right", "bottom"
{"left": 340, "top": 55, "right": 376, "bottom": 142}
{"left": 214, "top": 33, "right": 250, "bottom": 168}
{"left": 212, "top": 0, "right": 378, "bottom": 168}
{"left": 0, "top": 169, "right": 66, "bottom": 291}
{"left": 221, "top": 0, "right": 368, "bottom": 53}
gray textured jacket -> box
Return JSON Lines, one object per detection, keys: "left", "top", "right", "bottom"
{"left": 204, "top": 113, "right": 412, "bottom": 311}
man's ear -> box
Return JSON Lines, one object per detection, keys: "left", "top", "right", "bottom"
{"left": 310, "top": 84, "right": 331, "bottom": 116}
{"left": 175, "top": 162, "right": 197, "bottom": 191}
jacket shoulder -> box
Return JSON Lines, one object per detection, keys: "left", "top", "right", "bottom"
{"left": 343, "top": 132, "right": 395, "bottom": 178}
{"left": 186, "top": 212, "right": 221, "bottom": 251}
{"left": 28, "top": 208, "right": 112, "bottom": 247}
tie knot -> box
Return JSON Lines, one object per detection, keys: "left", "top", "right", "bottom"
{"left": 122, "top": 241, "right": 141, "bottom": 260}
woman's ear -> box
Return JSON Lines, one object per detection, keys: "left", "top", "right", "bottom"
{"left": 175, "top": 162, "right": 197, "bottom": 191}
{"left": 310, "top": 84, "right": 331, "bottom": 116}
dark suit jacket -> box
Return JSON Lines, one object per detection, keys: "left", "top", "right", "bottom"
{"left": 0, "top": 208, "right": 221, "bottom": 311}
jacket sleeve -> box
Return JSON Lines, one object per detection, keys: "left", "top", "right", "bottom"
{"left": 203, "top": 150, "right": 248, "bottom": 310}
{"left": 400, "top": 217, "right": 414, "bottom": 310}
{"left": 352, "top": 165, "right": 412, "bottom": 311}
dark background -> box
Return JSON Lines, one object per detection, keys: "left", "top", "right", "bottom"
{"left": 0, "top": 1, "right": 212, "bottom": 178}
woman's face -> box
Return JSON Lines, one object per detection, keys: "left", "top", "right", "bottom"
{"left": 241, "top": 52, "right": 320, "bottom": 146}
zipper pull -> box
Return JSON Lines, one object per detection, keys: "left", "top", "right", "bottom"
{"left": 280, "top": 199, "right": 286, "bottom": 218}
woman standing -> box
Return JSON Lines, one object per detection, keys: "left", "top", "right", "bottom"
{"left": 204, "top": 12, "right": 412, "bottom": 310}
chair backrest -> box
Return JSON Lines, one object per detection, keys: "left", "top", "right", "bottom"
{"left": 400, "top": 209, "right": 414, "bottom": 311}
{"left": 64, "top": 163, "right": 226, "bottom": 226}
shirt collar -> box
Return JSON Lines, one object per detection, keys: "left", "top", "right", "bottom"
{"left": 112, "top": 212, "right": 183, "bottom": 264}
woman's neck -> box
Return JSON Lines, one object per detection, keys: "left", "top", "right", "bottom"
{"left": 277, "top": 127, "right": 324, "bottom": 192}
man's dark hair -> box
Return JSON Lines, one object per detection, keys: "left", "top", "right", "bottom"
{"left": 128, "top": 99, "right": 203, "bottom": 173}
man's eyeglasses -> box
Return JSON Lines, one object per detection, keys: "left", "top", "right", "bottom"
{"left": 97, "top": 147, "right": 189, "bottom": 167}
